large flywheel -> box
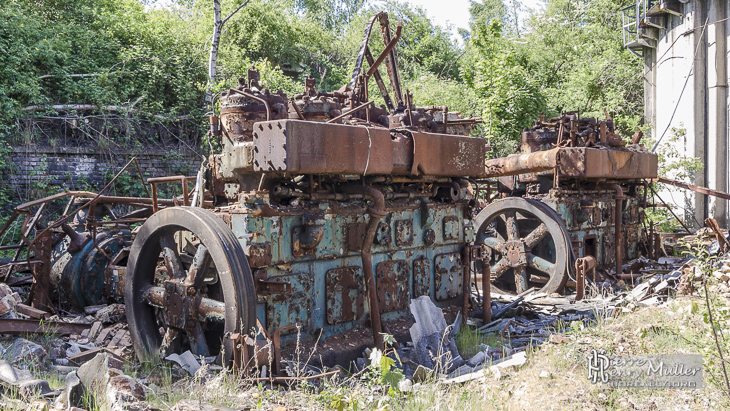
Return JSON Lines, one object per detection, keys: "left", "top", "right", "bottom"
{"left": 474, "top": 198, "right": 571, "bottom": 295}
{"left": 125, "top": 207, "right": 256, "bottom": 365}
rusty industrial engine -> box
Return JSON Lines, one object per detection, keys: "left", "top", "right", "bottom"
{"left": 0, "top": 12, "right": 659, "bottom": 374}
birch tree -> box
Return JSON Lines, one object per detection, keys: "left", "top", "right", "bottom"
{"left": 205, "top": 0, "right": 251, "bottom": 109}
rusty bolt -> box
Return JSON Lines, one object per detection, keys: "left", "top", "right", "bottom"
{"left": 187, "top": 286, "right": 196, "bottom": 295}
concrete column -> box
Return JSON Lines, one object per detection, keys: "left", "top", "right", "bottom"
{"left": 692, "top": 0, "right": 708, "bottom": 228}
{"left": 707, "top": 0, "right": 728, "bottom": 226}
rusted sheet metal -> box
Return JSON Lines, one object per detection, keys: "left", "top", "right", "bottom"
{"left": 375, "top": 260, "right": 409, "bottom": 313}
{"left": 248, "top": 243, "right": 272, "bottom": 267}
{"left": 252, "top": 119, "right": 487, "bottom": 177}
{"left": 484, "top": 149, "right": 559, "bottom": 177}
{"left": 326, "top": 266, "right": 364, "bottom": 325}
{"left": 410, "top": 131, "right": 487, "bottom": 177}
{"left": 253, "top": 120, "right": 393, "bottom": 174}
{"left": 434, "top": 253, "right": 463, "bottom": 301}
{"left": 263, "top": 272, "right": 311, "bottom": 332}
{"left": 412, "top": 257, "right": 431, "bottom": 298}
{"left": 0, "top": 318, "right": 91, "bottom": 335}
{"left": 558, "top": 148, "right": 658, "bottom": 179}
{"left": 394, "top": 219, "right": 413, "bottom": 246}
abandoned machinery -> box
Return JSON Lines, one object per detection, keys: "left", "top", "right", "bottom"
{"left": 0, "top": 13, "right": 658, "bottom": 375}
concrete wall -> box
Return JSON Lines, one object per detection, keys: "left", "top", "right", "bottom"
{"left": 644, "top": 0, "right": 730, "bottom": 228}
{"left": 4, "top": 146, "right": 203, "bottom": 202}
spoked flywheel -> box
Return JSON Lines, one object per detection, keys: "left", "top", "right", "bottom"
{"left": 474, "top": 198, "right": 571, "bottom": 295}
{"left": 125, "top": 207, "right": 256, "bottom": 365}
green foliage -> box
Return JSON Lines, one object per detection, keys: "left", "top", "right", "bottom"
{"left": 517, "top": 0, "right": 643, "bottom": 134}
{"left": 463, "top": 18, "right": 546, "bottom": 156}
{"left": 0, "top": 0, "right": 206, "bottom": 120}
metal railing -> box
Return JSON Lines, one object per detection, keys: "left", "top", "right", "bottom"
{"left": 622, "top": 0, "right": 660, "bottom": 57}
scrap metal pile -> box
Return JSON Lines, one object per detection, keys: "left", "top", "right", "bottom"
{"left": 2, "top": 10, "right": 720, "bottom": 400}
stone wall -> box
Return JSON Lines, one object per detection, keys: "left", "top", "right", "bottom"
{"left": 5, "top": 146, "right": 203, "bottom": 200}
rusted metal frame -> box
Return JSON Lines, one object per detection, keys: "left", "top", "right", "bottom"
{"left": 13, "top": 190, "right": 96, "bottom": 212}
{"left": 365, "top": 23, "right": 402, "bottom": 79}
{"left": 9, "top": 202, "right": 47, "bottom": 274}
{"left": 378, "top": 14, "right": 404, "bottom": 107}
{"left": 273, "top": 323, "right": 299, "bottom": 376}
{"left": 0, "top": 318, "right": 91, "bottom": 335}
{"left": 133, "top": 157, "right": 152, "bottom": 198}
{"left": 705, "top": 218, "right": 730, "bottom": 253}
{"left": 326, "top": 101, "right": 374, "bottom": 124}
{"left": 500, "top": 319, "right": 533, "bottom": 338}
{"left": 26, "top": 157, "right": 142, "bottom": 261}
{"left": 657, "top": 176, "right": 730, "bottom": 201}
{"left": 364, "top": 47, "right": 395, "bottom": 112}
{"left": 349, "top": 12, "right": 383, "bottom": 89}
{"left": 148, "top": 175, "right": 197, "bottom": 210}
{"left": 226, "top": 88, "right": 271, "bottom": 121}
{"left": 340, "top": 185, "right": 386, "bottom": 351}
{"left": 93, "top": 218, "right": 149, "bottom": 226}
{"left": 648, "top": 184, "right": 692, "bottom": 233}
{"left": 601, "top": 184, "right": 625, "bottom": 275}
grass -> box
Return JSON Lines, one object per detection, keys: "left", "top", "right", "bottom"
{"left": 3, "top": 291, "right": 729, "bottom": 410}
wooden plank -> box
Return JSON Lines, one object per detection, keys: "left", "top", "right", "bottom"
{"left": 16, "top": 303, "right": 49, "bottom": 319}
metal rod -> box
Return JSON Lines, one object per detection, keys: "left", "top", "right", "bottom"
{"left": 649, "top": 184, "right": 691, "bottom": 233}
{"left": 326, "top": 101, "right": 373, "bottom": 124}
{"left": 366, "top": 23, "right": 402, "bottom": 78}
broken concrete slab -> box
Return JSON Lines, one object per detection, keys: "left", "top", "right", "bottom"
{"left": 443, "top": 351, "right": 527, "bottom": 384}
{"left": 6, "top": 338, "right": 47, "bottom": 364}
{"left": 408, "top": 296, "right": 447, "bottom": 345}
{"left": 165, "top": 351, "right": 202, "bottom": 377}
{"left": 408, "top": 296, "right": 464, "bottom": 373}
{"left": 0, "top": 359, "right": 57, "bottom": 398}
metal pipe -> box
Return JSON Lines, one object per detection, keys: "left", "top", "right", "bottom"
{"left": 484, "top": 148, "right": 559, "bottom": 177}
{"left": 482, "top": 259, "right": 491, "bottom": 323}
{"left": 601, "top": 184, "right": 625, "bottom": 275}
{"left": 461, "top": 247, "right": 470, "bottom": 325}
{"left": 340, "top": 185, "right": 386, "bottom": 351}
{"left": 326, "top": 100, "right": 373, "bottom": 124}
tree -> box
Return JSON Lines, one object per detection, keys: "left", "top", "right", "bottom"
{"left": 205, "top": 0, "right": 250, "bottom": 109}
{"left": 463, "top": 18, "right": 545, "bottom": 155}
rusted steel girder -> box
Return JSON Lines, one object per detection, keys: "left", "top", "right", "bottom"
{"left": 658, "top": 177, "right": 730, "bottom": 201}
